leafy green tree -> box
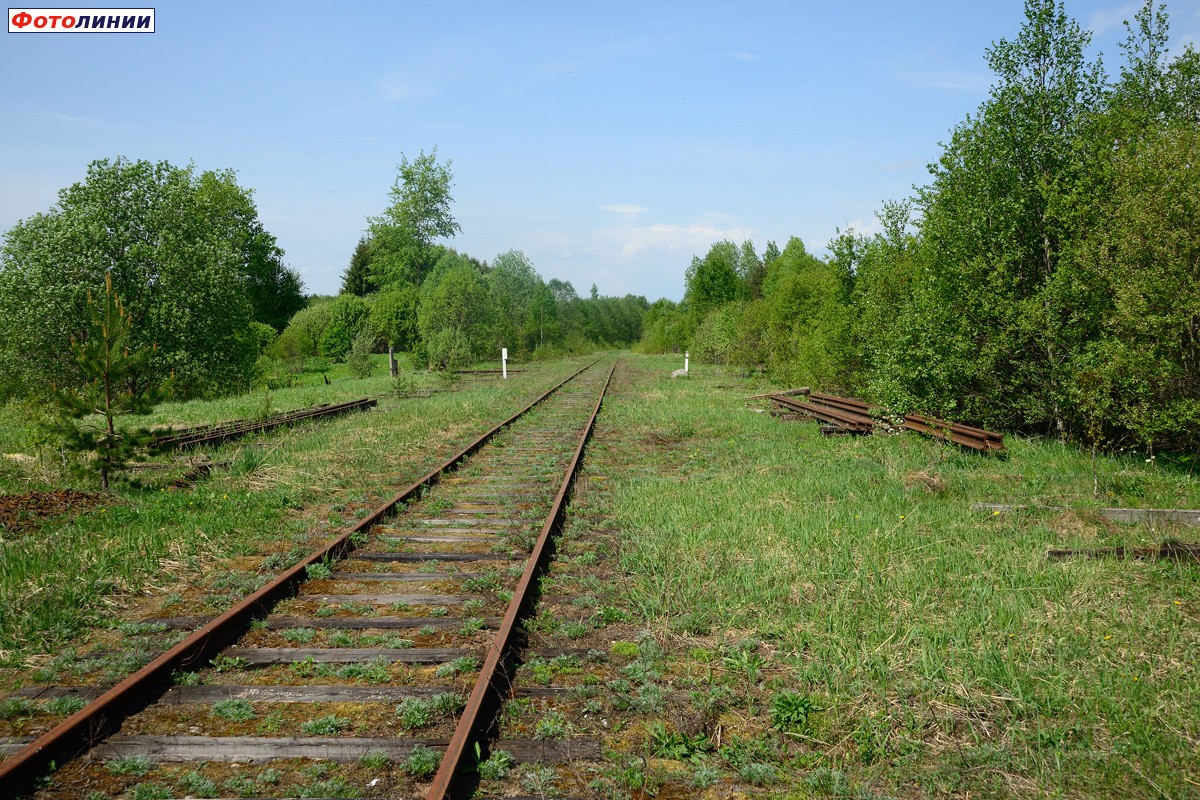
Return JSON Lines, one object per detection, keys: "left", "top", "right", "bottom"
{"left": 418, "top": 255, "right": 494, "bottom": 368}
{"left": 47, "top": 273, "right": 168, "bottom": 489}
{"left": 369, "top": 283, "right": 420, "bottom": 351}
{"left": 248, "top": 321, "right": 278, "bottom": 355}
{"left": 684, "top": 241, "right": 746, "bottom": 333}
{"left": 0, "top": 158, "right": 274, "bottom": 399}
{"left": 762, "top": 240, "right": 781, "bottom": 266}
{"left": 318, "top": 294, "right": 371, "bottom": 361}
{"left": 1069, "top": 122, "right": 1200, "bottom": 450}
{"left": 488, "top": 250, "right": 541, "bottom": 354}
{"left": 738, "top": 240, "right": 766, "bottom": 300}
{"left": 639, "top": 299, "right": 686, "bottom": 353}
{"left": 759, "top": 238, "right": 854, "bottom": 389}
{"left": 525, "top": 283, "right": 561, "bottom": 354}
{"left": 692, "top": 303, "right": 744, "bottom": 366}
{"left": 915, "top": 0, "right": 1105, "bottom": 431}
{"left": 346, "top": 325, "right": 377, "bottom": 379}
{"left": 272, "top": 302, "right": 331, "bottom": 370}
{"left": 368, "top": 149, "right": 461, "bottom": 287}
{"left": 197, "top": 172, "right": 305, "bottom": 332}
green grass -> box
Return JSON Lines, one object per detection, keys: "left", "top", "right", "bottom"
{"left": 581, "top": 354, "right": 1200, "bottom": 799}
{"left": 0, "top": 357, "right": 592, "bottom": 665}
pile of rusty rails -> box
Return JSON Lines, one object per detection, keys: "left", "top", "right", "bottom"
{"left": 150, "top": 397, "right": 377, "bottom": 451}
{"left": 766, "top": 390, "right": 1005, "bottom": 452}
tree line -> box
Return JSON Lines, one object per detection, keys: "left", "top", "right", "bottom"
{"left": 0, "top": 150, "right": 645, "bottom": 411}
{"left": 645, "top": 0, "right": 1200, "bottom": 453}
{"left": 266, "top": 149, "right": 646, "bottom": 377}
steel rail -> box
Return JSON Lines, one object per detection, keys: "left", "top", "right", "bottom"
{"left": 152, "top": 397, "right": 378, "bottom": 451}
{"left": 808, "top": 392, "right": 876, "bottom": 415}
{"left": 0, "top": 361, "right": 598, "bottom": 799}
{"left": 152, "top": 399, "right": 367, "bottom": 446}
{"left": 770, "top": 394, "right": 875, "bottom": 432}
{"left": 903, "top": 412, "right": 1005, "bottom": 451}
{"left": 425, "top": 361, "right": 617, "bottom": 800}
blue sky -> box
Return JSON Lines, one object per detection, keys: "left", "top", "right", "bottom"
{"left": 3, "top": 1, "right": 1198, "bottom": 301}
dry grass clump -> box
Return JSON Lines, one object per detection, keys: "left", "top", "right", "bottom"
{"left": 903, "top": 468, "right": 947, "bottom": 494}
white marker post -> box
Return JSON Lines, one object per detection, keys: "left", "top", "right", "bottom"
{"left": 684, "top": 350, "right": 689, "bottom": 375}
{"left": 502, "top": 347, "right": 508, "bottom": 380}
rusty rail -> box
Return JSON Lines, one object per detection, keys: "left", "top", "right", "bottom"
{"left": 425, "top": 361, "right": 616, "bottom": 800}
{"left": 902, "top": 412, "right": 1005, "bottom": 451}
{"left": 769, "top": 391, "right": 1004, "bottom": 451}
{"left": 151, "top": 397, "right": 377, "bottom": 451}
{"left": 0, "top": 362, "right": 598, "bottom": 799}
{"left": 769, "top": 394, "right": 874, "bottom": 434}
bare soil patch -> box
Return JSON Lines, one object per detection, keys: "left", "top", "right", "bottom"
{"left": 0, "top": 489, "right": 104, "bottom": 536}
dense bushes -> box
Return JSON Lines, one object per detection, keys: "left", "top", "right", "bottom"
{"left": 657, "top": 1, "right": 1200, "bottom": 452}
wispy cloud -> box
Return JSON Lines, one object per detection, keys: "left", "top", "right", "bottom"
{"left": 730, "top": 51, "right": 762, "bottom": 61}
{"left": 24, "top": 110, "right": 90, "bottom": 124}
{"left": 897, "top": 68, "right": 990, "bottom": 92}
{"left": 1087, "top": 2, "right": 1140, "bottom": 36}
{"left": 602, "top": 203, "right": 649, "bottom": 216}
{"left": 378, "top": 72, "right": 430, "bottom": 101}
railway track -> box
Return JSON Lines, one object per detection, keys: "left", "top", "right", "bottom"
{"left": 1, "top": 359, "right": 616, "bottom": 800}
{"left": 150, "top": 398, "right": 378, "bottom": 451}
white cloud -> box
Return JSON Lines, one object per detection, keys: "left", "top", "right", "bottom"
{"left": 731, "top": 51, "right": 762, "bottom": 61}
{"left": 602, "top": 203, "right": 649, "bottom": 216}
{"left": 840, "top": 217, "right": 883, "bottom": 238}
{"left": 603, "top": 217, "right": 754, "bottom": 259}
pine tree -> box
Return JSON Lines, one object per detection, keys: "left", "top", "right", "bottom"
{"left": 47, "top": 273, "right": 169, "bottom": 489}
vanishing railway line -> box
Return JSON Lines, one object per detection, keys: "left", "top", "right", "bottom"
{"left": 1, "top": 359, "right": 616, "bottom": 799}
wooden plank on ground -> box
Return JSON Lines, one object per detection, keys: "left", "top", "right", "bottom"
{"left": 221, "top": 647, "right": 474, "bottom": 665}
{"left": 162, "top": 685, "right": 447, "bottom": 704}
{"left": 329, "top": 572, "right": 481, "bottom": 582}
{"left": 86, "top": 735, "right": 599, "bottom": 763}
{"left": 973, "top": 503, "right": 1200, "bottom": 527}
{"left": 265, "top": 616, "right": 499, "bottom": 630}
{"left": 305, "top": 594, "right": 472, "bottom": 605}
{"left": 380, "top": 534, "right": 499, "bottom": 542}
{"left": 0, "top": 737, "right": 34, "bottom": 756}
{"left": 352, "top": 552, "right": 521, "bottom": 562}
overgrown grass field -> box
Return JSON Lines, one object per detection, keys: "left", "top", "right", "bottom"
{"left": 591, "top": 355, "right": 1198, "bottom": 798}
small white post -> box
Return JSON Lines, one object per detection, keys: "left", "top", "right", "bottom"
{"left": 502, "top": 347, "right": 508, "bottom": 380}
{"left": 684, "top": 350, "right": 689, "bottom": 374}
